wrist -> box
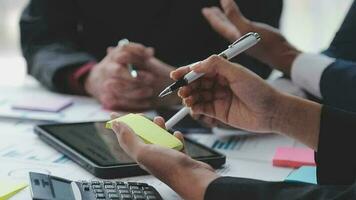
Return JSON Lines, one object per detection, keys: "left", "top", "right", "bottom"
{"left": 84, "top": 67, "right": 99, "bottom": 98}
{"left": 174, "top": 158, "right": 219, "bottom": 200}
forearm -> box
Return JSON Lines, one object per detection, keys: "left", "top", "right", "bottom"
{"left": 273, "top": 94, "right": 321, "bottom": 150}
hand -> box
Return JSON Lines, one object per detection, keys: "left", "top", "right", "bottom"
{"left": 110, "top": 113, "right": 219, "bottom": 200}
{"left": 202, "top": 0, "right": 300, "bottom": 75}
{"left": 84, "top": 42, "right": 180, "bottom": 111}
{"left": 173, "top": 55, "right": 281, "bottom": 133}
{"left": 172, "top": 56, "right": 322, "bottom": 149}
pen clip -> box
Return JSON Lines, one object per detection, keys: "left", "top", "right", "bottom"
{"left": 228, "top": 32, "right": 259, "bottom": 48}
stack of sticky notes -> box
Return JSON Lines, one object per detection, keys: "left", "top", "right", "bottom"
{"left": 12, "top": 96, "right": 73, "bottom": 113}
{"left": 0, "top": 178, "right": 28, "bottom": 200}
{"left": 273, "top": 147, "right": 315, "bottom": 168}
{"left": 285, "top": 166, "right": 317, "bottom": 184}
{"left": 106, "top": 114, "right": 183, "bottom": 151}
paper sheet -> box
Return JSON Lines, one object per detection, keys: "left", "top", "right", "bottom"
{"left": 218, "top": 158, "right": 294, "bottom": 182}
{"left": 0, "top": 85, "right": 110, "bottom": 122}
{"left": 285, "top": 166, "right": 317, "bottom": 184}
{"left": 187, "top": 133, "right": 297, "bottom": 162}
{"left": 0, "top": 178, "right": 27, "bottom": 200}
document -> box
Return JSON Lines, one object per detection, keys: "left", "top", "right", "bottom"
{"left": 187, "top": 133, "right": 296, "bottom": 162}
{"left": 218, "top": 158, "right": 294, "bottom": 182}
{"left": 0, "top": 85, "right": 110, "bottom": 122}
{"left": 285, "top": 166, "right": 317, "bottom": 184}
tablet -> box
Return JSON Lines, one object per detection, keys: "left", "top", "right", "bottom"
{"left": 35, "top": 122, "right": 226, "bottom": 179}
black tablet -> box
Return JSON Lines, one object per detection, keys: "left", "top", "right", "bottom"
{"left": 35, "top": 122, "right": 226, "bottom": 179}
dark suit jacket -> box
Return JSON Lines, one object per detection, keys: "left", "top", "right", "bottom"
{"left": 20, "top": 0, "right": 282, "bottom": 92}
{"left": 205, "top": 106, "right": 356, "bottom": 200}
{"left": 321, "top": 1, "right": 356, "bottom": 112}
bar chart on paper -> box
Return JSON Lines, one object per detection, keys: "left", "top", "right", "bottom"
{"left": 211, "top": 135, "right": 247, "bottom": 151}
{"left": 0, "top": 123, "right": 71, "bottom": 165}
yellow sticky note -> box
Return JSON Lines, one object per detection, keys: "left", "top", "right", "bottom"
{"left": 106, "top": 114, "right": 183, "bottom": 150}
{"left": 0, "top": 178, "right": 28, "bottom": 200}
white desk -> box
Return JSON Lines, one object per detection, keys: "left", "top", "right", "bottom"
{"left": 0, "top": 77, "right": 303, "bottom": 199}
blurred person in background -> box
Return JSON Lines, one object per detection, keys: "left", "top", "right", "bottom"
{"left": 20, "top": 0, "right": 282, "bottom": 111}
{"left": 203, "top": 0, "right": 356, "bottom": 112}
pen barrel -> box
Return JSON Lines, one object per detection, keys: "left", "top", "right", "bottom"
{"left": 185, "top": 71, "right": 205, "bottom": 84}
{"left": 222, "top": 35, "right": 260, "bottom": 60}
{"left": 165, "top": 107, "right": 191, "bottom": 130}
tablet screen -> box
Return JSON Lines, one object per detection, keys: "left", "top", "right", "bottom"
{"left": 41, "top": 122, "right": 217, "bottom": 166}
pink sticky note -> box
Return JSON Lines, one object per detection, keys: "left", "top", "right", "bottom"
{"left": 12, "top": 97, "right": 73, "bottom": 113}
{"left": 273, "top": 147, "right": 315, "bottom": 168}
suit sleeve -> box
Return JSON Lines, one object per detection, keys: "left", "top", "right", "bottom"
{"left": 324, "top": 1, "right": 356, "bottom": 62}
{"left": 315, "top": 106, "right": 356, "bottom": 185}
{"left": 205, "top": 106, "right": 356, "bottom": 199}
{"left": 319, "top": 59, "right": 356, "bottom": 112}
{"left": 205, "top": 177, "right": 356, "bottom": 200}
{"left": 20, "top": 0, "right": 96, "bottom": 92}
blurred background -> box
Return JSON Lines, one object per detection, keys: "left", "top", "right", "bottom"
{"left": 0, "top": 0, "right": 353, "bottom": 86}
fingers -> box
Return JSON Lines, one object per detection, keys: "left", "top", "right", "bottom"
{"left": 112, "top": 121, "right": 144, "bottom": 159}
{"left": 173, "top": 131, "right": 185, "bottom": 143}
{"left": 106, "top": 63, "right": 155, "bottom": 89}
{"left": 110, "top": 51, "right": 146, "bottom": 68}
{"left": 220, "top": 0, "right": 244, "bottom": 26}
{"left": 192, "top": 55, "right": 243, "bottom": 84}
{"left": 116, "top": 42, "right": 154, "bottom": 59}
{"left": 110, "top": 112, "right": 120, "bottom": 119}
{"left": 103, "top": 78, "right": 154, "bottom": 99}
{"left": 202, "top": 7, "right": 240, "bottom": 42}
{"left": 153, "top": 116, "right": 166, "bottom": 129}
{"left": 170, "top": 65, "right": 192, "bottom": 80}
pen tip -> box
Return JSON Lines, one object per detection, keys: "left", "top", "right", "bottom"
{"left": 159, "top": 88, "right": 172, "bottom": 98}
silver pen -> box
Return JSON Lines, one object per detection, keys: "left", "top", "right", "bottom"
{"left": 159, "top": 32, "right": 261, "bottom": 98}
{"left": 163, "top": 32, "right": 261, "bottom": 130}
{"left": 117, "top": 39, "right": 138, "bottom": 78}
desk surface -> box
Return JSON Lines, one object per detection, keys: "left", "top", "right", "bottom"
{"left": 0, "top": 78, "right": 302, "bottom": 200}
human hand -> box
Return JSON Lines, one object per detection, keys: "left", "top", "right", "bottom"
{"left": 202, "top": 0, "right": 300, "bottom": 75}
{"left": 110, "top": 113, "right": 219, "bottom": 200}
{"left": 172, "top": 56, "right": 322, "bottom": 149}
{"left": 172, "top": 55, "right": 282, "bottom": 133}
{"left": 84, "top": 42, "right": 180, "bottom": 111}
{"left": 84, "top": 42, "right": 155, "bottom": 110}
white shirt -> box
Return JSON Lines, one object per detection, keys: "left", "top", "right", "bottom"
{"left": 291, "top": 53, "right": 336, "bottom": 98}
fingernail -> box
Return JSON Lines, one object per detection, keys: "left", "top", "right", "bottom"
{"left": 112, "top": 121, "right": 121, "bottom": 132}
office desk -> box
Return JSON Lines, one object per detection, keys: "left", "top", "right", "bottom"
{"left": 0, "top": 77, "right": 302, "bottom": 200}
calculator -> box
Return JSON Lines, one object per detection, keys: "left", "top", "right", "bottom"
{"left": 29, "top": 172, "right": 163, "bottom": 200}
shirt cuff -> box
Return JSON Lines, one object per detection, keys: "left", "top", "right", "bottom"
{"left": 291, "top": 53, "right": 335, "bottom": 98}
{"left": 69, "top": 61, "right": 96, "bottom": 95}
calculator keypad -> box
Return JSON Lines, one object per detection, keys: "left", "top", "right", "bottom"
{"left": 79, "top": 180, "right": 162, "bottom": 200}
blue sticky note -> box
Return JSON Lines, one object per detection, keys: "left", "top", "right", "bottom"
{"left": 285, "top": 166, "right": 317, "bottom": 184}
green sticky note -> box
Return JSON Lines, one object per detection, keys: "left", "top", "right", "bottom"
{"left": 106, "top": 114, "right": 183, "bottom": 150}
{"left": 0, "top": 178, "right": 28, "bottom": 200}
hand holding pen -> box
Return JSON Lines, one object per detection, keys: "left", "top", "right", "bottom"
{"left": 117, "top": 39, "right": 138, "bottom": 78}
{"left": 84, "top": 40, "right": 156, "bottom": 110}
{"left": 163, "top": 32, "right": 261, "bottom": 129}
